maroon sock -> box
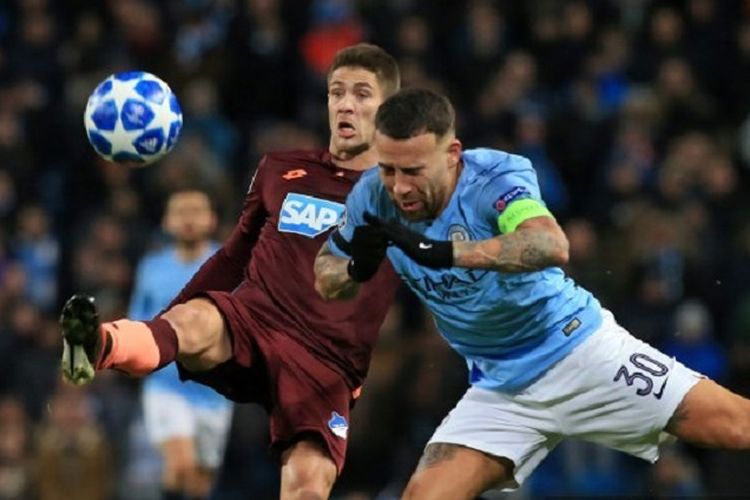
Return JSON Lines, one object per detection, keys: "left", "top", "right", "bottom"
{"left": 142, "top": 318, "right": 178, "bottom": 369}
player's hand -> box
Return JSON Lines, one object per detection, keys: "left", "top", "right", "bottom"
{"left": 364, "top": 212, "right": 453, "bottom": 269}
{"left": 347, "top": 224, "right": 388, "bottom": 282}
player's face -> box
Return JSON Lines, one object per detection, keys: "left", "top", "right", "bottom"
{"left": 376, "top": 131, "right": 462, "bottom": 221}
{"left": 163, "top": 191, "right": 217, "bottom": 244}
{"left": 328, "top": 67, "right": 385, "bottom": 158}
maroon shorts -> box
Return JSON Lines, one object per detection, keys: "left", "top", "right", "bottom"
{"left": 176, "top": 290, "right": 354, "bottom": 473}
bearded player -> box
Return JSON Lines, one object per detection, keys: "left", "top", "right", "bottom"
{"left": 60, "top": 43, "right": 400, "bottom": 499}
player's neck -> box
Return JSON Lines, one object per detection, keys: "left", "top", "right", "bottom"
{"left": 436, "top": 160, "right": 464, "bottom": 216}
{"left": 329, "top": 145, "right": 379, "bottom": 171}
{"left": 175, "top": 240, "right": 210, "bottom": 262}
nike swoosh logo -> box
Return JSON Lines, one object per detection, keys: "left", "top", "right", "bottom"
{"left": 419, "top": 243, "right": 433, "bottom": 249}
{"left": 653, "top": 377, "right": 669, "bottom": 400}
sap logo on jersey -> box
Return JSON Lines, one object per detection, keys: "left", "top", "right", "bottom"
{"left": 278, "top": 193, "right": 345, "bottom": 237}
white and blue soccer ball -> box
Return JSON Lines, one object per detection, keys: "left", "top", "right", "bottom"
{"left": 84, "top": 71, "right": 183, "bottom": 166}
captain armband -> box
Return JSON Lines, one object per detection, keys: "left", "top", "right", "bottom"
{"left": 497, "top": 198, "right": 553, "bottom": 233}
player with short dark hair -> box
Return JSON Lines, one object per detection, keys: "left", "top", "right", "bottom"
{"left": 315, "top": 87, "right": 750, "bottom": 500}
{"left": 60, "top": 43, "right": 401, "bottom": 499}
{"left": 130, "top": 188, "right": 232, "bottom": 500}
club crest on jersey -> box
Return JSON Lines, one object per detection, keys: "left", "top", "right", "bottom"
{"left": 448, "top": 224, "right": 470, "bottom": 242}
{"left": 278, "top": 193, "right": 345, "bottom": 237}
{"left": 495, "top": 186, "right": 529, "bottom": 212}
{"left": 328, "top": 411, "right": 348, "bottom": 439}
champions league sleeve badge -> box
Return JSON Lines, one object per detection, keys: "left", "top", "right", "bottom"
{"left": 494, "top": 186, "right": 530, "bottom": 212}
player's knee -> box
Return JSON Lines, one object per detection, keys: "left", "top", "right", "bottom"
{"left": 402, "top": 472, "right": 437, "bottom": 500}
{"left": 185, "top": 468, "right": 214, "bottom": 498}
{"left": 281, "top": 442, "right": 336, "bottom": 499}
{"left": 163, "top": 301, "right": 220, "bottom": 357}
{"left": 691, "top": 395, "right": 750, "bottom": 449}
{"left": 283, "top": 466, "right": 335, "bottom": 500}
{"left": 718, "top": 400, "right": 750, "bottom": 449}
{"left": 162, "top": 456, "right": 193, "bottom": 489}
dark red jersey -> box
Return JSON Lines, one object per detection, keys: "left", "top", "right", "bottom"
{"left": 171, "top": 149, "right": 400, "bottom": 388}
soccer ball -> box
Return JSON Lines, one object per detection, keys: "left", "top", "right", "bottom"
{"left": 84, "top": 71, "right": 183, "bottom": 166}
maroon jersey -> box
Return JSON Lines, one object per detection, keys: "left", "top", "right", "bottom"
{"left": 171, "top": 149, "right": 399, "bottom": 389}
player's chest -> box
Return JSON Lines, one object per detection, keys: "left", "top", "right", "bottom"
{"left": 265, "top": 170, "right": 352, "bottom": 239}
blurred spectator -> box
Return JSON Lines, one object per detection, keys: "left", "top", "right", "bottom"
{"left": 562, "top": 218, "right": 621, "bottom": 304}
{"left": 171, "top": 0, "right": 233, "bottom": 72}
{"left": 0, "top": 397, "right": 30, "bottom": 500}
{"left": 449, "top": 0, "right": 509, "bottom": 106}
{"left": 513, "top": 106, "right": 568, "bottom": 214}
{"left": 630, "top": 6, "right": 686, "bottom": 83}
{"left": 617, "top": 255, "right": 681, "bottom": 346}
{"left": 225, "top": 0, "right": 301, "bottom": 122}
{"left": 661, "top": 299, "right": 728, "bottom": 383}
{"left": 13, "top": 204, "right": 59, "bottom": 311}
{"left": 7, "top": 309, "right": 60, "bottom": 421}
{"left": 729, "top": 292, "right": 750, "bottom": 393}
{"left": 300, "top": 0, "right": 363, "bottom": 77}
{"left": 654, "top": 56, "right": 717, "bottom": 140}
{"left": 649, "top": 445, "right": 705, "bottom": 496}
{"left": 182, "top": 77, "right": 238, "bottom": 166}
{"left": 32, "top": 383, "right": 112, "bottom": 500}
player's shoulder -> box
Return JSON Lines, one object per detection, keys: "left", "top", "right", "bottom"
{"left": 349, "top": 166, "right": 385, "bottom": 200}
{"left": 462, "top": 148, "right": 533, "bottom": 180}
{"left": 357, "top": 166, "right": 382, "bottom": 185}
{"left": 138, "top": 246, "right": 174, "bottom": 270}
{"left": 259, "top": 149, "right": 330, "bottom": 170}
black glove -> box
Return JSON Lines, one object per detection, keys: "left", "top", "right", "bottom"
{"left": 364, "top": 212, "right": 453, "bottom": 269}
{"left": 346, "top": 224, "right": 388, "bottom": 282}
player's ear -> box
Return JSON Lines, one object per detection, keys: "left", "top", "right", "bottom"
{"left": 208, "top": 211, "right": 219, "bottom": 234}
{"left": 161, "top": 214, "right": 170, "bottom": 234}
{"left": 446, "top": 137, "right": 462, "bottom": 167}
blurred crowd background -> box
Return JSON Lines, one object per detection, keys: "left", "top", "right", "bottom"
{"left": 2, "top": 0, "right": 750, "bottom": 498}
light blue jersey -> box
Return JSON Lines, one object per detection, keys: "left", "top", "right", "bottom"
{"left": 129, "top": 243, "right": 230, "bottom": 409}
{"left": 329, "top": 148, "right": 602, "bottom": 392}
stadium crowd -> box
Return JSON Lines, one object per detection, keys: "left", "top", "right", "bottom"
{"left": 2, "top": 0, "right": 750, "bottom": 498}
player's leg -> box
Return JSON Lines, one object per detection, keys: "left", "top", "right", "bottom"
{"left": 665, "top": 378, "right": 750, "bottom": 449}
{"left": 402, "top": 443, "right": 513, "bottom": 500}
{"left": 142, "top": 387, "right": 197, "bottom": 499}
{"left": 160, "top": 436, "right": 196, "bottom": 498}
{"left": 561, "top": 311, "right": 750, "bottom": 453}
{"left": 187, "top": 401, "right": 234, "bottom": 499}
{"left": 552, "top": 310, "right": 725, "bottom": 460}
{"left": 279, "top": 437, "right": 338, "bottom": 500}
{"left": 399, "top": 384, "right": 560, "bottom": 499}
{"left": 185, "top": 467, "right": 214, "bottom": 500}
{"left": 261, "top": 333, "right": 356, "bottom": 499}
{"left": 60, "top": 294, "right": 231, "bottom": 384}
{"left": 162, "top": 298, "right": 232, "bottom": 372}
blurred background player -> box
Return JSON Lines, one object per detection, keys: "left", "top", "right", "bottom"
{"left": 129, "top": 188, "right": 232, "bottom": 500}
{"left": 59, "top": 43, "right": 401, "bottom": 499}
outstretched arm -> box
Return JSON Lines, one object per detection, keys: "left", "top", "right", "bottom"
{"left": 453, "top": 216, "right": 569, "bottom": 272}
{"left": 365, "top": 213, "right": 568, "bottom": 273}
{"left": 313, "top": 242, "right": 361, "bottom": 300}
{"left": 165, "top": 161, "right": 268, "bottom": 311}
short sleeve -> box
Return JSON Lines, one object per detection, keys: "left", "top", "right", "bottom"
{"left": 327, "top": 172, "right": 379, "bottom": 257}
{"left": 474, "top": 156, "right": 553, "bottom": 234}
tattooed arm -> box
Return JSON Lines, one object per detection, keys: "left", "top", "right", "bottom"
{"left": 314, "top": 241, "right": 361, "bottom": 300}
{"left": 453, "top": 216, "right": 569, "bottom": 272}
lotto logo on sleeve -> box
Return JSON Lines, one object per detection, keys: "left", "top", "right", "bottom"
{"left": 278, "top": 193, "right": 345, "bottom": 237}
